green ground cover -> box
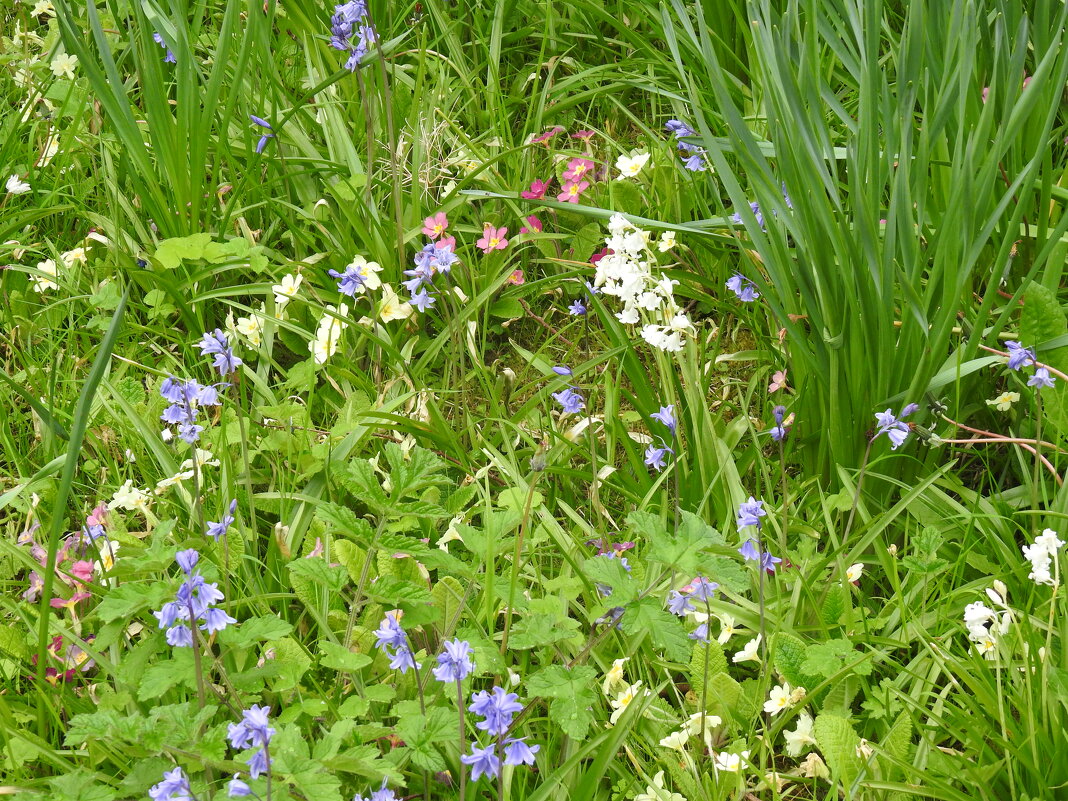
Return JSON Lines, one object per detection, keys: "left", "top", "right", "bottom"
{"left": 2, "top": 0, "right": 1068, "bottom": 799}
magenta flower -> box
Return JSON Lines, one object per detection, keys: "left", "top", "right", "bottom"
{"left": 520, "top": 215, "right": 543, "bottom": 234}
{"left": 563, "top": 157, "right": 595, "bottom": 182}
{"left": 422, "top": 211, "right": 448, "bottom": 239}
{"left": 531, "top": 125, "right": 564, "bottom": 144}
{"left": 521, "top": 180, "right": 549, "bottom": 199}
{"left": 557, "top": 180, "right": 588, "bottom": 203}
{"left": 572, "top": 130, "right": 595, "bottom": 140}
{"left": 476, "top": 225, "right": 509, "bottom": 253}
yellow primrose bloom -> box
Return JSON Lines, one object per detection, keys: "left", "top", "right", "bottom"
{"left": 985, "top": 391, "right": 1020, "bottom": 412}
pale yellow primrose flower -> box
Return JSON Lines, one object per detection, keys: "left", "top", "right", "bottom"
{"left": 986, "top": 391, "right": 1020, "bottom": 411}
{"left": 50, "top": 52, "right": 78, "bottom": 79}
{"left": 615, "top": 151, "right": 650, "bottom": 179}
{"left": 634, "top": 771, "right": 686, "bottom": 801}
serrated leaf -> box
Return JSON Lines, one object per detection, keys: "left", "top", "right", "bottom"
{"left": 287, "top": 557, "right": 349, "bottom": 592}
{"left": 813, "top": 713, "right": 864, "bottom": 789}
{"left": 219, "top": 615, "right": 293, "bottom": 649}
{"left": 96, "top": 582, "right": 170, "bottom": 623}
{"left": 582, "top": 554, "right": 637, "bottom": 602}
{"left": 689, "top": 638, "right": 727, "bottom": 689}
{"left": 268, "top": 637, "right": 312, "bottom": 692}
{"left": 628, "top": 599, "right": 691, "bottom": 661}
{"left": 526, "top": 664, "right": 599, "bottom": 739}
{"left": 138, "top": 651, "right": 197, "bottom": 700}
{"left": 319, "top": 641, "right": 373, "bottom": 672}
{"left": 394, "top": 704, "right": 454, "bottom": 772}
{"left": 48, "top": 770, "right": 117, "bottom": 801}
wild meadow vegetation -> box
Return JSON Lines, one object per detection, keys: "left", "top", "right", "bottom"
{"left": 3, "top": 0, "right": 1068, "bottom": 798}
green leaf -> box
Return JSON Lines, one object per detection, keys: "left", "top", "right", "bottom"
{"left": 319, "top": 641, "right": 372, "bottom": 672}
{"left": 627, "top": 599, "right": 691, "bottom": 661}
{"left": 219, "top": 615, "right": 293, "bottom": 649}
{"left": 526, "top": 664, "right": 599, "bottom": 739}
{"left": 268, "top": 637, "right": 312, "bottom": 692}
{"left": 152, "top": 233, "right": 213, "bottom": 269}
{"left": 47, "top": 770, "right": 117, "bottom": 801}
{"left": 138, "top": 651, "right": 197, "bottom": 700}
{"left": 813, "top": 713, "right": 864, "bottom": 789}
{"left": 582, "top": 555, "right": 637, "bottom": 603}
{"left": 96, "top": 581, "right": 170, "bottom": 623}
{"left": 287, "top": 557, "right": 349, "bottom": 592}
{"left": 393, "top": 702, "right": 454, "bottom": 771}
{"left": 802, "top": 639, "right": 856, "bottom": 678}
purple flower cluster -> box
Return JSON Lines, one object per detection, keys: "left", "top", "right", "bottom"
{"left": 736, "top": 496, "right": 766, "bottom": 530}
{"left": 206, "top": 499, "right": 238, "bottom": 540}
{"left": 352, "top": 778, "right": 398, "bottom": 801}
{"left": 373, "top": 611, "right": 420, "bottom": 673}
{"left": 160, "top": 376, "right": 223, "bottom": 444}
{"left": 644, "top": 440, "right": 673, "bottom": 472}
{"left": 227, "top": 705, "right": 274, "bottom": 790}
{"left": 330, "top": 0, "right": 378, "bottom": 70}
{"left": 152, "top": 32, "right": 176, "bottom": 64}
{"left": 726, "top": 272, "right": 760, "bottom": 302}
{"left": 152, "top": 549, "right": 236, "bottom": 647}
{"left": 149, "top": 767, "right": 191, "bottom": 801}
{"left": 769, "top": 405, "right": 788, "bottom": 441}
{"left": 197, "top": 329, "right": 242, "bottom": 376}
{"left": 874, "top": 403, "right": 918, "bottom": 450}
{"left": 665, "top": 120, "right": 708, "bottom": 171}
{"left": 738, "top": 539, "right": 783, "bottom": 573}
{"left": 470, "top": 686, "right": 523, "bottom": 735}
{"left": 250, "top": 115, "right": 274, "bottom": 154}
{"left": 552, "top": 386, "right": 585, "bottom": 414}
{"left": 461, "top": 738, "right": 539, "bottom": 782}
{"left": 402, "top": 239, "right": 458, "bottom": 309}
{"left": 432, "top": 638, "right": 475, "bottom": 682}
{"left": 1006, "top": 340, "right": 1057, "bottom": 389}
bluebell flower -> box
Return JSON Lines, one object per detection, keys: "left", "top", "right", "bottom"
{"left": 552, "top": 386, "right": 585, "bottom": 415}
{"left": 1029, "top": 367, "right": 1056, "bottom": 389}
{"left": 330, "top": 264, "right": 370, "bottom": 296}
{"left": 331, "top": 1, "right": 377, "bottom": 71}
{"left": 246, "top": 747, "right": 269, "bottom": 780}
{"left": 644, "top": 441, "right": 673, "bottom": 471}
{"left": 737, "top": 539, "right": 760, "bottom": 561}
{"left": 178, "top": 422, "right": 205, "bottom": 444}
{"left": 736, "top": 496, "right": 766, "bottom": 529}
{"left": 153, "top": 552, "right": 234, "bottom": 646}
{"left": 165, "top": 624, "right": 193, "bottom": 647}
{"left": 503, "top": 737, "right": 540, "bottom": 766}
{"left": 432, "top": 638, "right": 475, "bottom": 682}
{"left": 410, "top": 287, "right": 436, "bottom": 312}
{"left": 152, "top": 32, "right": 177, "bottom": 64}
{"left": 665, "top": 119, "right": 709, "bottom": 171}
{"left": 689, "top": 576, "right": 717, "bottom": 601}
{"left": 584, "top": 280, "right": 601, "bottom": 295}
{"left": 552, "top": 365, "right": 573, "bottom": 376}
{"left": 667, "top": 590, "right": 694, "bottom": 616}
{"left": 689, "top": 622, "right": 709, "bottom": 643}
{"left": 595, "top": 606, "right": 626, "bottom": 628}
{"left": 197, "top": 329, "right": 242, "bottom": 376}
{"left": 207, "top": 499, "right": 238, "bottom": 540}
{"left": 874, "top": 406, "right": 915, "bottom": 449}
{"left": 373, "top": 611, "right": 421, "bottom": 674}
{"left": 1005, "top": 341, "right": 1036, "bottom": 371}
{"left": 250, "top": 115, "right": 274, "bottom": 154}
{"left": 353, "top": 778, "right": 398, "bottom": 801}
{"left": 770, "top": 405, "right": 788, "bottom": 441}
{"left": 461, "top": 743, "right": 501, "bottom": 781}
{"left": 651, "top": 404, "right": 677, "bottom": 436}
{"left": 726, "top": 273, "right": 760, "bottom": 302}
{"left": 176, "top": 548, "right": 199, "bottom": 574}
{"left": 568, "top": 299, "right": 587, "bottom": 315}
{"left": 149, "top": 767, "right": 192, "bottom": 801}
{"left": 760, "top": 551, "right": 783, "bottom": 573}
{"left": 160, "top": 376, "right": 223, "bottom": 444}
{"left": 228, "top": 705, "right": 274, "bottom": 749}
{"left": 227, "top": 774, "right": 252, "bottom": 797}
{"left": 469, "top": 686, "right": 523, "bottom": 736}
{"left": 731, "top": 201, "right": 765, "bottom": 230}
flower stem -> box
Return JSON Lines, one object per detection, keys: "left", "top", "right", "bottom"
{"left": 457, "top": 678, "right": 467, "bottom": 801}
